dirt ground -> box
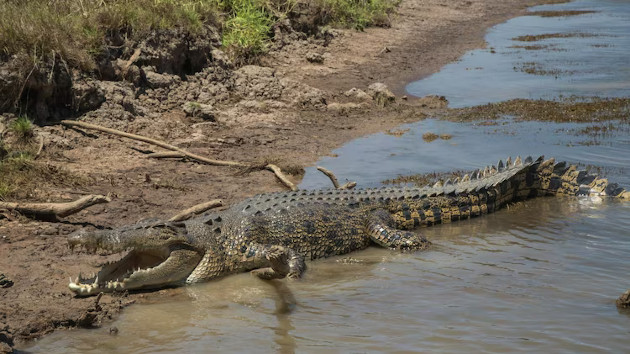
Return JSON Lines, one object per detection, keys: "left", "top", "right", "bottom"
{"left": 0, "top": 0, "right": 561, "bottom": 351}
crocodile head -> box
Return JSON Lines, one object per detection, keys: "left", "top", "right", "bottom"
{"left": 68, "top": 221, "right": 203, "bottom": 297}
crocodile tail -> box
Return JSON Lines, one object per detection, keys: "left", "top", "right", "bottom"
{"left": 388, "top": 156, "right": 628, "bottom": 229}
{"left": 524, "top": 156, "right": 629, "bottom": 199}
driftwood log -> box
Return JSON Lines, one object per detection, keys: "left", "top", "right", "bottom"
{"left": 169, "top": 199, "right": 223, "bottom": 222}
{"left": 60, "top": 120, "right": 298, "bottom": 191}
{"left": 0, "top": 195, "right": 111, "bottom": 218}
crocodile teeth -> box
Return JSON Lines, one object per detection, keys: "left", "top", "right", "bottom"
{"left": 506, "top": 156, "right": 512, "bottom": 167}
{"left": 461, "top": 174, "right": 470, "bottom": 182}
{"left": 498, "top": 160, "right": 504, "bottom": 171}
{"left": 514, "top": 156, "right": 522, "bottom": 166}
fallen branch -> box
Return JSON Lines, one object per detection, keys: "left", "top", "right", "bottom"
{"left": 61, "top": 120, "right": 246, "bottom": 167}
{"left": 169, "top": 199, "right": 223, "bottom": 222}
{"left": 316, "top": 166, "right": 356, "bottom": 190}
{"left": 0, "top": 194, "right": 111, "bottom": 218}
{"left": 266, "top": 164, "right": 298, "bottom": 191}
{"left": 317, "top": 166, "right": 340, "bottom": 188}
{"left": 147, "top": 151, "right": 185, "bottom": 159}
{"left": 60, "top": 120, "right": 298, "bottom": 190}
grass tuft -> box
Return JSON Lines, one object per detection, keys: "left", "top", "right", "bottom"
{"left": 9, "top": 116, "right": 34, "bottom": 141}
{"left": 318, "top": 0, "right": 398, "bottom": 30}
{"left": 222, "top": 0, "right": 274, "bottom": 62}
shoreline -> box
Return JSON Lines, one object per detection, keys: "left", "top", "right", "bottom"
{"left": 0, "top": 0, "right": 574, "bottom": 351}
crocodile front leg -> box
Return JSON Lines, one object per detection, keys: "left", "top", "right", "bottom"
{"left": 367, "top": 209, "right": 431, "bottom": 251}
{"left": 249, "top": 244, "right": 306, "bottom": 280}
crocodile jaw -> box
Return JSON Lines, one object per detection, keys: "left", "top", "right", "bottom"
{"left": 69, "top": 248, "right": 171, "bottom": 296}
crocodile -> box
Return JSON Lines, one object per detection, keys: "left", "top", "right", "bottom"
{"left": 68, "top": 156, "right": 629, "bottom": 296}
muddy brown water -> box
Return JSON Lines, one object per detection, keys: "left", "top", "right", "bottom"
{"left": 23, "top": 0, "right": 630, "bottom": 352}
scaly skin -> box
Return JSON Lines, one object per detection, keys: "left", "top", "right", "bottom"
{"left": 68, "top": 156, "right": 629, "bottom": 296}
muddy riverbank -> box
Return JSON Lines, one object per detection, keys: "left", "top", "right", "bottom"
{"left": 0, "top": 0, "right": 619, "bottom": 351}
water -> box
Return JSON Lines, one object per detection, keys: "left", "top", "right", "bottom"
{"left": 406, "top": 0, "right": 630, "bottom": 107}
{"left": 24, "top": 0, "right": 630, "bottom": 352}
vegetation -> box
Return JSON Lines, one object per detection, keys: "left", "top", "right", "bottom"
{"left": 0, "top": 0, "right": 220, "bottom": 70}
{"left": 0, "top": 0, "right": 398, "bottom": 68}
{"left": 9, "top": 115, "right": 34, "bottom": 141}
{"left": 0, "top": 148, "right": 88, "bottom": 201}
{"left": 319, "top": 0, "right": 398, "bottom": 30}
{"left": 222, "top": 0, "right": 274, "bottom": 61}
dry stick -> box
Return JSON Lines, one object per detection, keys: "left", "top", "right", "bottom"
{"left": 340, "top": 181, "right": 357, "bottom": 190}
{"left": 316, "top": 166, "right": 340, "bottom": 188}
{"left": 34, "top": 135, "right": 44, "bottom": 158}
{"left": 60, "top": 120, "right": 298, "bottom": 191}
{"left": 61, "top": 120, "right": 245, "bottom": 167}
{"left": 266, "top": 164, "right": 297, "bottom": 191}
{"left": 0, "top": 195, "right": 111, "bottom": 218}
{"left": 316, "top": 166, "right": 356, "bottom": 190}
{"left": 122, "top": 47, "right": 142, "bottom": 77}
{"left": 169, "top": 199, "right": 223, "bottom": 222}
{"left": 147, "top": 151, "right": 185, "bottom": 159}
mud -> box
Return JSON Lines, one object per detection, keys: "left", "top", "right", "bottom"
{"left": 0, "top": 0, "right": 601, "bottom": 351}
{"left": 452, "top": 97, "right": 630, "bottom": 123}
{"left": 528, "top": 10, "right": 597, "bottom": 17}
{"left": 512, "top": 32, "right": 598, "bottom": 42}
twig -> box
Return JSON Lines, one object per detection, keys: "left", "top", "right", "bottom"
{"left": 0, "top": 194, "right": 111, "bottom": 218}
{"left": 169, "top": 199, "right": 223, "bottom": 222}
{"left": 60, "top": 120, "right": 298, "bottom": 191}
{"left": 35, "top": 134, "right": 44, "bottom": 158}
{"left": 316, "top": 166, "right": 356, "bottom": 190}
{"left": 122, "top": 48, "right": 142, "bottom": 77}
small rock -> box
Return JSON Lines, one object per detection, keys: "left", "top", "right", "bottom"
{"left": 0, "top": 273, "right": 13, "bottom": 288}
{"left": 109, "top": 326, "right": 119, "bottom": 335}
{"left": 343, "top": 88, "right": 372, "bottom": 101}
{"left": 71, "top": 79, "right": 106, "bottom": 113}
{"left": 327, "top": 102, "right": 364, "bottom": 112}
{"left": 616, "top": 289, "right": 630, "bottom": 309}
{"left": 306, "top": 52, "right": 324, "bottom": 64}
{"left": 183, "top": 102, "right": 216, "bottom": 121}
{"left": 144, "top": 70, "right": 180, "bottom": 89}
{"left": 367, "top": 83, "right": 396, "bottom": 107}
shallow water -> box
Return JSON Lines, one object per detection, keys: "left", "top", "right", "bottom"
{"left": 24, "top": 0, "right": 630, "bottom": 352}
{"left": 406, "top": 0, "right": 630, "bottom": 107}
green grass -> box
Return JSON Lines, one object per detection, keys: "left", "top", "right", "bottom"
{"left": 318, "top": 0, "right": 398, "bottom": 30}
{"left": 0, "top": 0, "right": 398, "bottom": 69}
{"left": 0, "top": 181, "right": 11, "bottom": 200}
{"left": 0, "top": 0, "right": 221, "bottom": 70}
{"left": 222, "top": 0, "right": 274, "bottom": 62}
{"left": 9, "top": 116, "right": 34, "bottom": 141}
